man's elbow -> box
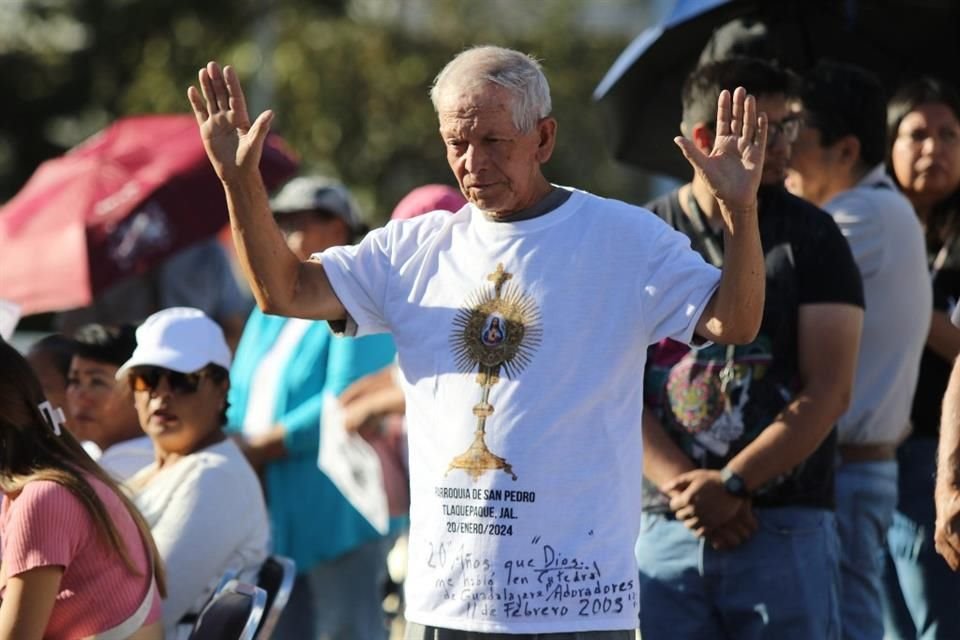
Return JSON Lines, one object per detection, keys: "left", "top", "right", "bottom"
{"left": 831, "top": 384, "right": 854, "bottom": 421}
{"left": 813, "top": 381, "right": 854, "bottom": 426}
{"left": 711, "top": 315, "right": 762, "bottom": 345}
{"left": 730, "top": 317, "right": 762, "bottom": 345}
{"left": 255, "top": 295, "right": 287, "bottom": 316}
{"left": 251, "top": 276, "right": 297, "bottom": 317}
{"left": 707, "top": 294, "right": 764, "bottom": 344}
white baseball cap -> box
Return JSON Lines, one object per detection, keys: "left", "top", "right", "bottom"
{"left": 115, "top": 307, "right": 232, "bottom": 379}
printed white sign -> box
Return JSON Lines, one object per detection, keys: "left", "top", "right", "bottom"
{"left": 318, "top": 393, "right": 389, "bottom": 534}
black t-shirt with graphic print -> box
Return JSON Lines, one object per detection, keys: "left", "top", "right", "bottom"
{"left": 642, "top": 185, "right": 864, "bottom": 511}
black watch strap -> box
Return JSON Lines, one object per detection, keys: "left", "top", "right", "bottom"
{"left": 720, "top": 467, "right": 750, "bottom": 498}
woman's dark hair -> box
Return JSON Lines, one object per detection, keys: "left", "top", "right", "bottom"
{"left": 206, "top": 364, "right": 231, "bottom": 426}
{"left": 0, "top": 339, "right": 167, "bottom": 596}
{"left": 72, "top": 323, "right": 138, "bottom": 366}
{"left": 26, "top": 334, "right": 76, "bottom": 379}
{"left": 887, "top": 77, "right": 960, "bottom": 240}
{"left": 887, "top": 77, "right": 960, "bottom": 156}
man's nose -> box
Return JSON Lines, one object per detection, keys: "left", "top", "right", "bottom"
{"left": 463, "top": 143, "right": 487, "bottom": 173}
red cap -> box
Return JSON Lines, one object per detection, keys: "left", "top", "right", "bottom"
{"left": 390, "top": 184, "right": 467, "bottom": 221}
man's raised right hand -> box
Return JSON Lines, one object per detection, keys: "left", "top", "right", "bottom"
{"left": 187, "top": 61, "right": 273, "bottom": 184}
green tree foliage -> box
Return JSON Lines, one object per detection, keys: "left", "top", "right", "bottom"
{"left": 0, "top": 0, "right": 655, "bottom": 223}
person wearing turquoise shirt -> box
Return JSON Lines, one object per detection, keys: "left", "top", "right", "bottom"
{"left": 226, "top": 176, "right": 396, "bottom": 640}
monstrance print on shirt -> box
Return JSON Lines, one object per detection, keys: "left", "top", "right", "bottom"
{"left": 448, "top": 263, "right": 542, "bottom": 481}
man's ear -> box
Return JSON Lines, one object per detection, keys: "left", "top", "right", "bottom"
{"left": 835, "top": 135, "right": 861, "bottom": 170}
{"left": 535, "top": 117, "right": 558, "bottom": 163}
{"left": 690, "top": 122, "right": 715, "bottom": 154}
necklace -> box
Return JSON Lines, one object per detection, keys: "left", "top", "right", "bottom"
{"left": 685, "top": 188, "right": 725, "bottom": 268}
{"left": 685, "top": 188, "right": 735, "bottom": 409}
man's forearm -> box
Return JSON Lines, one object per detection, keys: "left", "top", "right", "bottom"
{"left": 224, "top": 175, "right": 302, "bottom": 315}
{"left": 642, "top": 410, "right": 695, "bottom": 489}
{"left": 929, "top": 310, "right": 960, "bottom": 365}
{"left": 725, "top": 387, "right": 844, "bottom": 492}
{"left": 709, "top": 203, "right": 764, "bottom": 344}
{"left": 938, "top": 357, "right": 960, "bottom": 493}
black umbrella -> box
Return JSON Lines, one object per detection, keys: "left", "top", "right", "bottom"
{"left": 594, "top": 0, "right": 960, "bottom": 178}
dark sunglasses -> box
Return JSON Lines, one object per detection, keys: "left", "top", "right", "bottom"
{"left": 128, "top": 366, "right": 212, "bottom": 395}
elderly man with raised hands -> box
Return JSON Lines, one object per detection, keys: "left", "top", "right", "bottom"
{"left": 188, "top": 45, "right": 766, "bottom": 639}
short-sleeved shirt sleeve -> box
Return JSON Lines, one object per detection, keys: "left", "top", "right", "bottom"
{"left": 1, "top": 481, "right": 90, "bottom": 581}
{"left": 320, "top": 213, "right": 452, "bottom": 337}
{"left": 792, "top": 200, "right": 865, "bottom": 308}
{"left": 640, "top": 221, "right": 721, "bottom": 345}
{"left": 318, "top": 225, "right": 395, "bottom": 336}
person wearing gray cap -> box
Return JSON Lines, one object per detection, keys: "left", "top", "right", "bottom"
{"left": 225, "top": 176, "right": 396, "bottom": 640}
{"left": 269, "top": 175, "right": 368, "bottom": 243}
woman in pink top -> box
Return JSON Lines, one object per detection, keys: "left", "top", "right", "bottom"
{"left": 0, "top": 340, "right": 166, "bottom": 640}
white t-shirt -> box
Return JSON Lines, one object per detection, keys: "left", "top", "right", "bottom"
{"left": 823, "top": 165, "right": 931, "bottom": 445}
{"left": 241, "top": 317, "right": 312, "bottom": 437}
{"left": 99, "top": 435, "right": 155, "bottom": 481}
{"left": 127, "top": 438, "right": 270, "bottom": 638}
{"left": 320, "top": 188, "right": 720, "bottom": 633}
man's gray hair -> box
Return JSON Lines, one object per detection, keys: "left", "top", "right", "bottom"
{"left": 430, "top": 45, "right": 552, "bottom": 133}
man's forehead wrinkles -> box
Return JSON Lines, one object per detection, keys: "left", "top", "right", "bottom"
{"left": 439, "top": 117, "right": 478, "bottom": 136}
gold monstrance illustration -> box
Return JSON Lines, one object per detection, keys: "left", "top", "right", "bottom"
{"left": 448, "top": 263, "right": 542, "bottom": 480}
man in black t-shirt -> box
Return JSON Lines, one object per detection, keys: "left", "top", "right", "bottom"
{"left": 635, "top": 58, "right": 865, "bottom": 640}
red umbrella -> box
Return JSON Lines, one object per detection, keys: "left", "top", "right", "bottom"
{"left": 0, "top": 114, "right": 298, "bottom": 315}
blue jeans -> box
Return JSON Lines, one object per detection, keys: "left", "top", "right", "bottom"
{"left": 273, "top": 537, "right": 389, "bottom": 640}
{"left": 636, "top": 507, "right": 840, "bottom": 640}
{"left": 882, "top": 437, "right": 960, "bottom": 639}
{"left": 835, "top": 460, "right": 898, "bottom": 640}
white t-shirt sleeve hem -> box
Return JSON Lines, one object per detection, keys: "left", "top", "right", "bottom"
{"left": 682, "top": 279, "right": 719, "bottom": 346}
{"left": 326, "top": 314, "right": 359, "bottom": 338}
{"left": 319, "top": 254, "right": 389, "bottom": 337}
{"left": 405, "top": 611, "right": 636, "bottom": 634}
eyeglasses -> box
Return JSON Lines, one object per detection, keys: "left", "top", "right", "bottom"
{"left": 766, "top": 116, "right": 802, "bottom": 146}
{"left": 706, "top": 115, "right": 801, "bottom": 146}
{"left": 128, "top": 366, "right": 210, "bottom": 395}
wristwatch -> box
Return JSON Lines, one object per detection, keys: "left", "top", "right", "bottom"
{"left": 720, "top": 467, "right": 750, "bottom": 498}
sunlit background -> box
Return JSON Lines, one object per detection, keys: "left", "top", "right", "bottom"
{"left": 0, "top": 0, "right": 674, "bottom": 222}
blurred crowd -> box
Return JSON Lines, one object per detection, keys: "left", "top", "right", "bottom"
{"left": 3, "top": 178, "right": 464, "bottom": 639}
